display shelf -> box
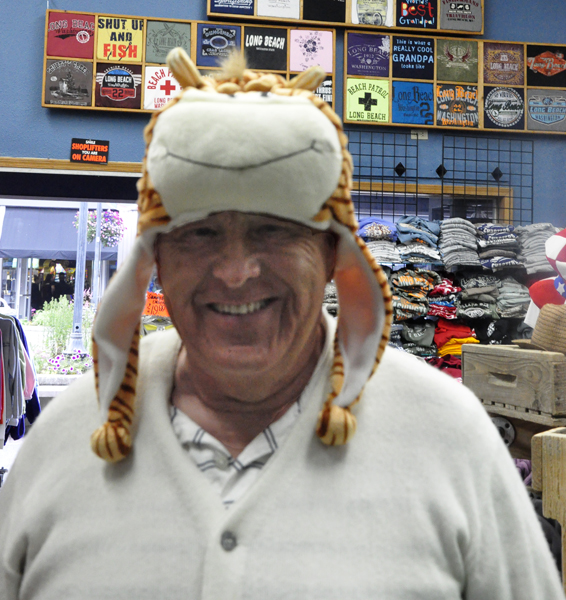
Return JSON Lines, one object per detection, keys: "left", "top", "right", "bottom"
{"left": 207, "top": 0, "right": 484, "bottom": 36}
{"left": 344, "top": 31, "right": 566, "bottom": 135}
{"left": 42, "top": 10, "right": 336, "bottom": 114}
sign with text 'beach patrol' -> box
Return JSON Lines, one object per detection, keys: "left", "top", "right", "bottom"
{"left": 143, "top": 68, "right": 181, "bottom": 110}
{"left": 346, "top": 78, "right": 389, "bottom": 123}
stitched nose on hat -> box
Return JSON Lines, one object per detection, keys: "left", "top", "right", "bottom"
{"left": 531, "top": 304, "right": 566, "bottom": 354}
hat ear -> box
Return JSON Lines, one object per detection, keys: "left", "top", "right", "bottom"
{"left": 288, "top": 66, "right": 326, "bottom": 92}
{"left": 167, "top": 47, "right": 205, "bottom": 89}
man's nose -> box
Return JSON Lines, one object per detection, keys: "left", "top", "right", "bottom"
{"left": 212, "top": 238, "right": 261, "bottom": 288}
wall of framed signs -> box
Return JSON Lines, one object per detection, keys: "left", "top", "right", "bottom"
{"left": 207, "top": 0, "right": 483, "bottom": 35}
{"left": 344, "top": 31, "right": 566, "bottom": 134}
{"left": 42, "top": 10, "right": 336, "bottom": 113}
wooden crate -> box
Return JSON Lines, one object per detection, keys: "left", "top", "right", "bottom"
{"left": 462, "top": 344, "right": 566, "bottom": 417}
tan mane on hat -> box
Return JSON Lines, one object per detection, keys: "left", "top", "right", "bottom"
{"left": 91, "top": 48, "right": 393, "bottom": 462}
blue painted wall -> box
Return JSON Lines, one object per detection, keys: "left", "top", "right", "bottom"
{"left": 0, "top": 0, "right": 565, "bottom": 224}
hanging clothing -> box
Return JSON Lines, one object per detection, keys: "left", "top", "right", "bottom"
{"left": 0, "top": 315, "right": 40, "bottom": 446}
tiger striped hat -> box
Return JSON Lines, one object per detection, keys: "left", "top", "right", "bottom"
{"left": 91, "top": 48, "right": 393, "bottom": 462}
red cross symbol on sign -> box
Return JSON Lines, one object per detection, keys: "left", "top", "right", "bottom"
{"left": 160, "top": 79, "right": 176, "bottom": 96}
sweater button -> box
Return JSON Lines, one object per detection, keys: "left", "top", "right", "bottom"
{"left": 221, "top": 531, "right": 237, "bottom": 551}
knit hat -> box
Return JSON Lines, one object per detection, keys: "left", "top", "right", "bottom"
{"left": 513, "top": 304, "right": 566, "bottom": 353}
{"left": 90, "top": 48, "right": 393, "bottom": 463}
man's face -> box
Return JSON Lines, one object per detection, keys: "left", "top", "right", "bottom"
{"left": 155, "top": 212, "right": 336, "bottom": 390}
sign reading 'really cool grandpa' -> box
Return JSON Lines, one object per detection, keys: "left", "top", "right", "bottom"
{"left": 392, "top": 36, "right": 434, "bottom": 80}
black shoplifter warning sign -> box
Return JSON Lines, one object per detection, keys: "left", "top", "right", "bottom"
{"left": 70, "top": 138, "right": 110, "bottom": 164}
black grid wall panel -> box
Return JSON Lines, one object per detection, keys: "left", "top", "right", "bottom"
{"left": 347, "top": 129, "right": 419, "bottom": 221}
{"left": 345, "top": 127, "right": 534, "bottom": 225}
{"left": 441, "top": 136, "right": 534, "bottom": 225}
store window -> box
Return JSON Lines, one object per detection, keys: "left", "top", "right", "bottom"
{"left": 0, "top": 201, "right": 137, "bottom": 321}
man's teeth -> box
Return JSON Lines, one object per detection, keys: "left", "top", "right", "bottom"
{"left": 211, "top": 300, "right": 268, "bottom": 315}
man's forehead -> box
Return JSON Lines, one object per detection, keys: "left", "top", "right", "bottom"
{"left": 169, "top": 211, "right": 315, "bottom": 232}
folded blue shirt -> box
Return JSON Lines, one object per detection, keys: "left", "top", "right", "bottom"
{"left": 357, "top": 217, "right": 398, "bottom": 242}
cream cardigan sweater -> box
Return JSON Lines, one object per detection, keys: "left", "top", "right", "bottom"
{"left": 0, "top": 319, "right": 563, "bottom": 600}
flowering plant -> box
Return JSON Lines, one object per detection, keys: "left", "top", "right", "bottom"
{"left": 73, "top": 209, "right": 126, "bottom": 247}
{"left": 47, "top": 353, "right": 93, "bottom": 375}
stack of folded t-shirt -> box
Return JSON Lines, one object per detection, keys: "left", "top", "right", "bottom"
{"left": 434, "top": 318, "right": 479, "bottom": 357}
{"left": 358, "top": 217, "right": 401, "bottom": 263}
{"left": 390, "top": 268, "right": 440, "bottom": 321}
{"left": 323, "top": 282, "right": 338, "bottom": 317}
{"left": 427, "top": 277, "right": 461, "bottom": 319}
{"left": 396, "top": 216, "right": 440, "bottom": 247}
{"left": 455, "top": 273, "right": 500, "bottom": 320}
{"left": 438, "top": 218, "right": 481, "bottom": 270}
{"left": 388, "top": 323, "right": 404, "bottom": 350}
{"left": 365, "top": 240, "right": 401, "bottom": 264}
{"left": 396, "top": 216, "right": 441, "bottom": 264}
{"left": 474, "top": 319, "right": 524, "bottom": 345}
{"left": 496, "top": 276, "right": 531, "bottom": 318}
{"left": 357, "top": 217, "right": 398, "bottom": 243}
{"left": 425, "top": 355, "right": 463, "bottom": 380}
{"left": 515, "top": 223, "right": 559, "bottom": 275}
{"left": 400, "top": 319, "right": 437, "bottom": 357}
{"left": 476, "top": 223, "right": 524, "bottom": 271}
{"left": 397, "top": 242, "right": 441, "bottom": 264}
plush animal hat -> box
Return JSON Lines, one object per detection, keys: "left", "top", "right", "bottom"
{"left": 91, "top": 48, "right": 393, "bottom": 463}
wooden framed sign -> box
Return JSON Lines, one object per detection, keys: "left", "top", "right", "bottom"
{"left": 207, "top": 0, "right": 484, "bottom": 35}
{"left": 344, "top": 30, "right": 566, "bottom": 135}
{"left": 42, "top": 10, "right": 336, "bottom": 114}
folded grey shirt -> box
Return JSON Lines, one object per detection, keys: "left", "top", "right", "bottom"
{"left": 401, "top": 321, "right": 436, "bottom": 346}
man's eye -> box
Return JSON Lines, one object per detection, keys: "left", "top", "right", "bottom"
{"left": 192, "top": 227, "right": 218, "bottom": 238}
{"left": 257, "top": 224, "right": 284, "bottom": 235}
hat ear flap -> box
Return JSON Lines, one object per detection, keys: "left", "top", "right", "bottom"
{"left": 91, "top": 324, "right": 140, "bottom": 462}
{"left": 316, "top": 223, "right": 393, "bottom": 446}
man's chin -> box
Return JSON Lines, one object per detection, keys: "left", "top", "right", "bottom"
{"left": 205, "top": 345, "right": 277, "bottom": 373}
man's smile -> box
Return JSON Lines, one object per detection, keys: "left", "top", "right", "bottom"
{"left": 208, "top": 298, "right": 275, "bottom": 316}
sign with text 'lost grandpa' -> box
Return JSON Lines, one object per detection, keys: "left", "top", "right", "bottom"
{"left": 70, "top": 139, "right": 110, "bottom": 164}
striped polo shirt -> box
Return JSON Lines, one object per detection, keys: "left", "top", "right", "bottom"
{"left": 170, "top": 399, "right": 302, "bottom": 507}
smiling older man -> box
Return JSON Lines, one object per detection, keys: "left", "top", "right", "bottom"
{"left": 0, "top": 50, "right": 563, "bottom": 600}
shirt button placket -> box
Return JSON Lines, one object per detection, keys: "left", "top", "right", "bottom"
{"left": 221, "top": 530, "right": 237, "bottom": 552}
